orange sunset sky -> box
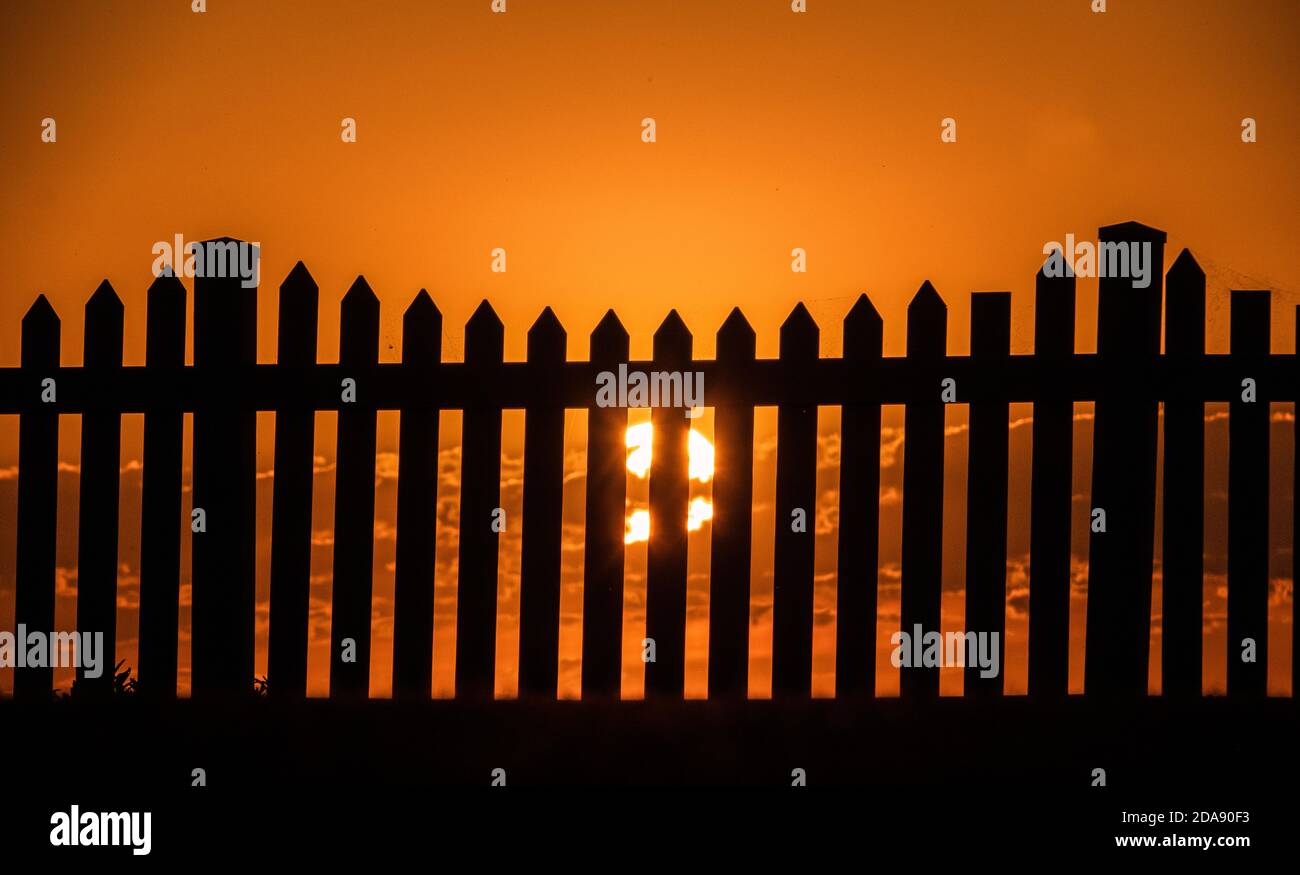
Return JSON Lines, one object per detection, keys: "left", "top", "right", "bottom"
{"left": 0, "top": 0, "right": 1297, "bottom": 697}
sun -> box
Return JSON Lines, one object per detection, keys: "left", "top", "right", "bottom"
{"left": 623, "top": 423, "right": 715, "bottom": 543}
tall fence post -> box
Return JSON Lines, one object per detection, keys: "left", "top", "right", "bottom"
{"left": 456, "top": 301, "right": 504, "bottom": 700}
{"left": 644, "top": 311, "right": 692, "bottom": 699}
{"left": 518, "top": 308, "right": 567, "bottom": 698}
{"left": 329, "top": 277, "right": 380, "bottom": 699}
{"left": 392, "top": 290, "right": 442, "bottom": 700}
{"left": 13, "top": 296, "right": 60, "bottom": 699}
{"left": 581, "top": 312, "right": 629, "bottom": 699}
{"left": 1085, "top": 221, "right": 1166, "bottom": 698}
{"left": 1027, "top": 260, "right": 1075, "bottom": 697}
{"left": 191, "top": 238, "right": 258, "bottom": 697}
{"left": 836, "top": 294, "right": 883, "bottom": 698}
{"left": 1161, "top": 249, "right": 1206, "bottom": 697}
{"left": 268, "top": 262, "right": 319, "bottom": 698}
{"left": 964, "top": 291, "right": 1010, "bottom": 697}
{"left": 772, "top": 303, "right": 819, "bottom": 699}
{"left": 1227, "top": 289, "right": 1271, "bottom": 697}
{"left": 708, "top": 308, "right": 756, "bottom": 700}
{"left": 900, "top": 281, "right": 947, "bottom": 700}
{"left": 137, "top": 271, "right": 187, "bottom": 697}
{"left": 75, "top": 281, "right": 124, "bottom": 695}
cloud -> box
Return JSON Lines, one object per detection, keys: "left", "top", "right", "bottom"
{"left": 375, "top": 452, "right": 400, "bottom": 482}
{"left": 880, "top": 426, "right": 904, "bottom": 468}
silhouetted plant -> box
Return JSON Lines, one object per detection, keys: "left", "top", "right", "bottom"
{"left": 254, "top": 676, "right": 270, "bottom": 698}
{"left": 67, "top": 660, "right": 137, "bottom": 698}
{"left": 113, "top": 661, "right": 138, "bottom": 695}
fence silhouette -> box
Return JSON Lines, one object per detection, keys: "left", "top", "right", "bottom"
{"left": 1, "top": 221, "right": 1296, "bottom": 703}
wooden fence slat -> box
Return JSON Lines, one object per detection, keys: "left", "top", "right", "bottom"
{"left": 644, "top": 311, "right": 692, "bottom": 699}
{"left": 772, "top": 303, "right": 819, "bottom": 700}
{"left": 1161, "top": 249, "right": 1206, "bottom": 697}
{"left": 518, "top": 308, "right": 567, "bottom": 697}
{"left": 392, "top": 290, "right": 442, "bottom": 700}
{"left": 13, "top": 296, "right": 60, "bottom": 699}
{"left": 1227, "top": 290, "right": 1270, "bottom": 697}
{"left": 329, "top": 277, "right": 380, "bottom": 699}
{"left": 268, "top": 262, "right": 319, "bottom": 698}
{"left": 137, "top": 271, "right": 187, "bottom": 697}
{"left": 1027, "top": 260, "right": 1075, "bottom": 697}
{"left": 581, "top": 312, "right": 629, "bottom": 699}
{"left": 836, "top": 294, "right": 883, "bottom": 698}
{"left": 455, "top": 300, "right": 505, "bottom": 700}
{"left": 899, "top": 281, "right": 947, "bottom": 700}
{"left": 964, "top": 292, "right": 1010, "bottom": 697}
{"left": 1085, "top": 222, "right": 1166, "bottom": 697}
{"left": 708, "top": 308, "right": 756, "bottom": 700}
{"left": 191, "top": 240, "right": 258, "bottom": 697}
{"left": 74, "top": 281, "right": 124, "bottom": 695}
